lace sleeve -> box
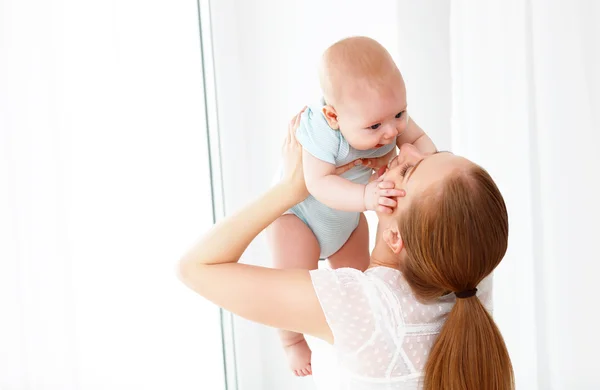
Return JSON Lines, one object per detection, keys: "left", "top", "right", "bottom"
{"left": 310, "top": 267, "right": 377, "bottom": 352}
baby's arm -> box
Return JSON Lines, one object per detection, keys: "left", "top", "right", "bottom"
{"left": 303, "top": 152, "right": 403, "bottom": 213}
{"left": 396, "top": 117, "right": 437, "bottom": 154}
{"left": 303, "top": 152, "right": 365, "bottom": 211}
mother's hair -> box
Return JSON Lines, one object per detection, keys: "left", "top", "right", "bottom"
{"left": 399, "top": 163, "right": 514, "bottom": 390}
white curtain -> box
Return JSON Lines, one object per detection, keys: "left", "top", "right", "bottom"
{"left": 0, "top": 0, "right": 226, "bottom": 389}
{"left": 450, "top": 0, "right": 600, "bottom": 388}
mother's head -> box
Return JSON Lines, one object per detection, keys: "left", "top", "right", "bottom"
{"left": 378, "top": 144, "right": 514, "bottom": 390}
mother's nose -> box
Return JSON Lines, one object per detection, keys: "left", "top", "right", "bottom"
{"left": 399, "top": 143, "right": 424, "bottom": 161}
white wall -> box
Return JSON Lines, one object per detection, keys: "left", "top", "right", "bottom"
{"left": 0, "top": 0, "right": 225, "bottom": 388}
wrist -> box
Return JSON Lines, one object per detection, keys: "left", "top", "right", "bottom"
{"left": 362, "top": 185, "right": 371, "bottom": 212}
{"left": 277, "top": 179, "right": 309, "bottom": 205}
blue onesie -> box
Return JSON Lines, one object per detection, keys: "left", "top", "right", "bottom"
{"left": 289, "top": 104, "right": 396, "bottom": 259}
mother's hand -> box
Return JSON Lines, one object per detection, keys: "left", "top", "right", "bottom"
{"left": 281, "top": 108, "right": 310, "bottom": 201}
{"left": 282, "top": 108, "right": 364, "bottom": 201}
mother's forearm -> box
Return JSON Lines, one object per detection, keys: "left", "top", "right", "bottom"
{"left": 178, "top": 181, "right": 302, "bottom": 269}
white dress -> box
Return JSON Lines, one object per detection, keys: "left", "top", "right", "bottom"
{"left": 309, "top": 266, "right": 493, "bottom": 390}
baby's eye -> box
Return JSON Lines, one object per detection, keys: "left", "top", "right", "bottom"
{"left": 370, "top": 123, "right": 381, "bottom": 130}
{"left": 395, "top": 111, "right": 404, "bottom": 119}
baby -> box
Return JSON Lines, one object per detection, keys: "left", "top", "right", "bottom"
{"left": 266, "top": 36, "right": 437, "bottom": 376}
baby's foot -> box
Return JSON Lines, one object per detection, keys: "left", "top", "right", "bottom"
{"left": 283, "top": 338, "right": 312, "bottom": 377}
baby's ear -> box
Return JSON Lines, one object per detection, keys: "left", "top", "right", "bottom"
{"left": 322, "top": 105, "right": 340, "bottom": 130}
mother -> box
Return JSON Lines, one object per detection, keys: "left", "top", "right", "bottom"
{"left": 178, "top": 112, "right": 514, "bottom": 389}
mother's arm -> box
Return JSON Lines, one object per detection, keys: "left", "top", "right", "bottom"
{"left": 177, "top": 185, "right": 330, "bottom": 339}
{"left": 177, "top": 111, "right": 364, "bottom": 342}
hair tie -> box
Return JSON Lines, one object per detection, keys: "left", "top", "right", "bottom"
{"left": 454, "top": 288, "right": 478, "bottom": 299}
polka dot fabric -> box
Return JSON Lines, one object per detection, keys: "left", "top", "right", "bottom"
{"left": 310, "top": 267, "right": 493, "bottom": 389}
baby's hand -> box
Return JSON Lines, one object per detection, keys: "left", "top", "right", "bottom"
{"left": 363, "top": 179, "right": 405, "bottom": 214}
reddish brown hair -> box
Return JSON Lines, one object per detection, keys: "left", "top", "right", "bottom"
{"left": 399, "top": 165, "right": 514, "bottom": 390}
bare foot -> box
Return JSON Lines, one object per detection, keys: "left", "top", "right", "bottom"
{"left": 283, "top": 338, "right": 312, "bottom": 376}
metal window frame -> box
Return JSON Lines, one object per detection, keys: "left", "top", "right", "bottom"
{"left": 196, "top": 1, "right": 238, "bottom": 389}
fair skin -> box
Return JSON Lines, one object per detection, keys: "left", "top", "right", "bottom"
{"left": 177, "top": 119, "right": 468, "bottom": 371}
{"left": 304, "top": 71, "right": 437, "bottom": 214}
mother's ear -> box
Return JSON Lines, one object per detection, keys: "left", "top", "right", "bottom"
{"left": 383, "top": 225, "right": 403, "bottom": 254}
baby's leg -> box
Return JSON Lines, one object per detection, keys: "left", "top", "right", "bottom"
{"left": 328, "top": 213, "right": 370, "bottom": 271}
{"left": 266, "top": 214, "right": 319, "bottom": 377}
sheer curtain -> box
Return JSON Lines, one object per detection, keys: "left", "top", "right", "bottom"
{"left": 0, "top": 0, "right": 226, "bottom": 389}
{"left": 450, "top": 0, "right": 600, "bottom": 388}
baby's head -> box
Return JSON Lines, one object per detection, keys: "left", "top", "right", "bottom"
{"left": 319, "top": 37, "right": 408, "bottom": 150}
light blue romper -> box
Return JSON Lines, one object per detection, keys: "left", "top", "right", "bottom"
{"left": 289, "top": 104, "right": 396, "bottom": 259}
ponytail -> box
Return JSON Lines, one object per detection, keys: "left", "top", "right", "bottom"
{"left": 397, "top": 164, "right": 514, "bottom": 389}
{"left": 424, "top": 297, "right": 514, "bottom": 390}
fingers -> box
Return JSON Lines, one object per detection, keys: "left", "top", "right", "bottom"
{"left": 286, "top": 107, "right": 307, "bottom": 148}
{"left": 291, "top": 106, "right": 307, "bottom": 128}
{"left": 362, "top": 156, "right": 387, "bottom": 169}
{"left": 377, "top": 190, "right": 405, "bottom": 209}
{"left": 362, "top": 158, "right": 378, "bottom": 168}
{"left": 289, "top": 122, "right": 297, "bottom": 147}
{"left": 378, "top": 196, "right": 397, "bottom": 208}
{"left": 379, "top": 187, "right": 405, "bottom": 198}
{"left": 334, "top": 159, "right": 390, "bottom": 178}
{"left": 378, "top": 182, "right": 407, "bottom": 196}
{"left": 376, "top": 204, "right": 395, "bottom": 214}
{"left": 294, "top": 367, "right": 312, "bottom": 377}
{"left": 293, "top": 110, "right": 302, "bottom": 131}
{"left": 334, "top": 159, "right": 363, "bottom": 175}
{"left": 377, "top": 180, "right": 396, "bottom": 190}
{"left": 374, "top": 184, "right": 406, "bottom": 214}
{"left": 285, "top": 119, "right": 294, "bottom": 148}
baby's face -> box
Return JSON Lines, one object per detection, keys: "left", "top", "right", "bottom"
{"left": 335, "top": 76, "right": 408, "bottom": 150}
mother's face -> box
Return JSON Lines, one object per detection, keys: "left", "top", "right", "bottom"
{"left": 378, "top": 145, "right": 473, "bottom": 220}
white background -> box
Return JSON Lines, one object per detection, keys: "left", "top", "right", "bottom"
{"left": 1, "top": 0, "right": 225, "bottom": 389}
